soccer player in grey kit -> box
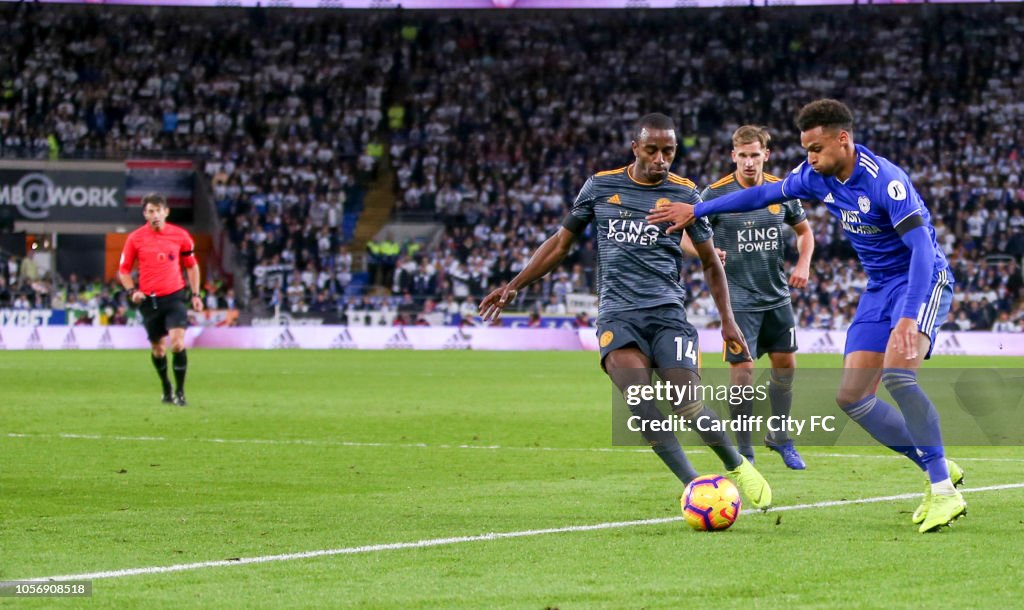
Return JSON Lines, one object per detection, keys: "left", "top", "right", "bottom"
{"left": 480, "top": 113, "right": 773, "bottom": 510}
{"left": 686, "top": 125, "right": 815, "bottom": 469}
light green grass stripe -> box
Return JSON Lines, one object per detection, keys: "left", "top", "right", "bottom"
{"left": 13, "top": 483, "right": 1024, "bottom": 585}
{"left": 9, "top": 433, "right": 1024, "bottom": 462}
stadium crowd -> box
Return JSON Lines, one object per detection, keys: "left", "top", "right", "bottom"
{"left": 0, "top": 3, "right": 1021, "bottom": 330}
{"left": 382, "top": 4, "right": 1024, "bottom": 330}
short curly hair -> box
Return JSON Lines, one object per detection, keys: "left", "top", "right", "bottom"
{"left": 633, "top": 113, "right": 676, "bottom": 143}
{"left": 795, "top": 99, "right": 854, "bottom": 133}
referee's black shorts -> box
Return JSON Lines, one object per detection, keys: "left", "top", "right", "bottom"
{"left": 139, "top": 289, "right": 190, "bottom": 343}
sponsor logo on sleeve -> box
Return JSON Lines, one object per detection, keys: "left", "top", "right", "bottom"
{"left": 887, "top": 180, "right": 907, "bottom": 201}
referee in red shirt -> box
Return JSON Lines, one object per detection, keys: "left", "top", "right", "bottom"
{"left": 118, "top": 193, "right": 204, "bottom": 406}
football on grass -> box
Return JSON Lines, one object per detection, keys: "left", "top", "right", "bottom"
{"left": 681, "top": 474, "right": 741, "bottom": 531}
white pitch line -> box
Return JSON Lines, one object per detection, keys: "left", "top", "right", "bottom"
{"left": 769, "top": 483, "right": 1023, "bottom": 510}
{"left": 806, "top": 452, "right": 1024, "bottom": 464}
{"left": 9, "top": 432, "right": 1024, "bottom": 462}
{"left": 15, "top": 518, "right": 682, "bottom": 583}
{"left": 2, "top": 432, "right": 654, "bottom": 454}
{"left": 11, "top": 483, "right": 1024, "bottom": 585}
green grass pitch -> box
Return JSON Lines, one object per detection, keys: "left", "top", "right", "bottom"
{"left": 2, "top": 350, "right": 1023, "bottom": 608}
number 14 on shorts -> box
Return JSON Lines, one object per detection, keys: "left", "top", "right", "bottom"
{"left": 675, "top": 337, "right": 698, "bottom": 364}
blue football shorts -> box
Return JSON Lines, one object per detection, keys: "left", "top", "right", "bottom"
{"left": 845, "top": 269, "right": 953, "bottom": 359}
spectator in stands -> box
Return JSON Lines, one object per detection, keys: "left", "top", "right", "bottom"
{"left": 448, "top": 261, "right": 471, "bottom": 299}
{"left": 458, "top": 298, "right": 478, "bottom": 323}
{"left": 411, "top": 263, "right": 437, "bottom": 298}
{"left": 939, "top": 312, "right": 960, "bottom": 332}
{"left": 220, "top": 289, "right": 239, "bottom": 310}
{"left": 397, "top": 292, "right": 418, "bottom": 315}
{"left": 309, "top": 291, "right": 334, "bottom": 314}
{"left": 285, "top": 276, "right": 306, "bottom": 309}
{"left": 954, "top": 309, "right": 972, "bottom": 331}
{"left": 992, "top": 311, "right": 1021, "bottom": 333}
{"left": 542, "top": 294, "right": 567, "bottom": 316}
{"left": 11, "top": 291, "right": 29, "bottom": 310}
{"left": 109, "top": 305, "right": 129, "bottom": 325}
{"left": 18, "top": 251, "right": 39, "bottom": 284}
{"left": 436, "top": 294, "right": 460, "bottom": 324}
{"left": 205, "top": 290, "right": 219, "bottom": 312}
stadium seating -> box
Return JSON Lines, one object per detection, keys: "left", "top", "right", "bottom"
{"left": 0, "top": 3, "right": 1020, "bottom": 329}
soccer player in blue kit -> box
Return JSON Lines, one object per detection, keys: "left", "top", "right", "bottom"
{"left": 647, "top": 99, "right": 965, "bottom": 533}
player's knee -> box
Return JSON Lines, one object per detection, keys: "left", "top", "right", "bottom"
{"left": 151, "top": 344, "right": 166, "bottom": 358}
{"left": 604, "top": 348, "right": 646, "bottom": 370}
{"left": 770, "top": 369, "right": 794, "bottom": 390}
{"left": 169, "top": 337, "right": 186, "bottom": 352}
{"left": 835, "top": 387, "right": 870, "bottom": 409}
{"left": 608, "top": 364, "right": 647, "bottom": 384}
{"left": 881, "top": 368, "right": 917, "bottom": 395}
{"left": 731, "top": 367, "right": 754, "bottom": 387}
{"left": 769, "top": 351, "right": 796, "bottom": 370}
{"left": 605, "top": 350, "right": 650, "bottom": 390}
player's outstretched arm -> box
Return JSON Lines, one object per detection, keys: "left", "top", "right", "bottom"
{"left": 648, "top": 181, "right": 792, "bottom": 233}
{"left": 789, "top": 220, "right": 815, "bottom": 289}
{"left": 479, "top": 227, "right": 578, "bottom": 321}
{"left": 697, "top": 180, "right": 788, "bottom": 217}
{"left": 646, "top": 202, "right": 697, "bottom": 234}
{"left": 694, "top": 238, "right": 750, "bottom": 361}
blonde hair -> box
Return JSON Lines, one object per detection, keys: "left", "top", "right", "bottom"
{"left": 732, "top": 125, "right": 771, "bottom": 150}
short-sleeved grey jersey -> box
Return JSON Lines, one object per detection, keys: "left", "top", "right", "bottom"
{"left": 563, "top": 167, "right": 713, "bottom": 316}
{"left": 702, "top": 173, "right": 807, "bottom": 312}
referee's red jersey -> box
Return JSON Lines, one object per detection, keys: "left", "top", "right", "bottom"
{"left": 119, "top": 223, "right": 198, "bottom": 297}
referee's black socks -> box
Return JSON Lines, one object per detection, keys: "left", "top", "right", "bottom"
{"left": 172, "top": 349, "right": 188, "bottom": 394}
{"left": 152, "top": 354, "right": 171, "bottom": 394}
